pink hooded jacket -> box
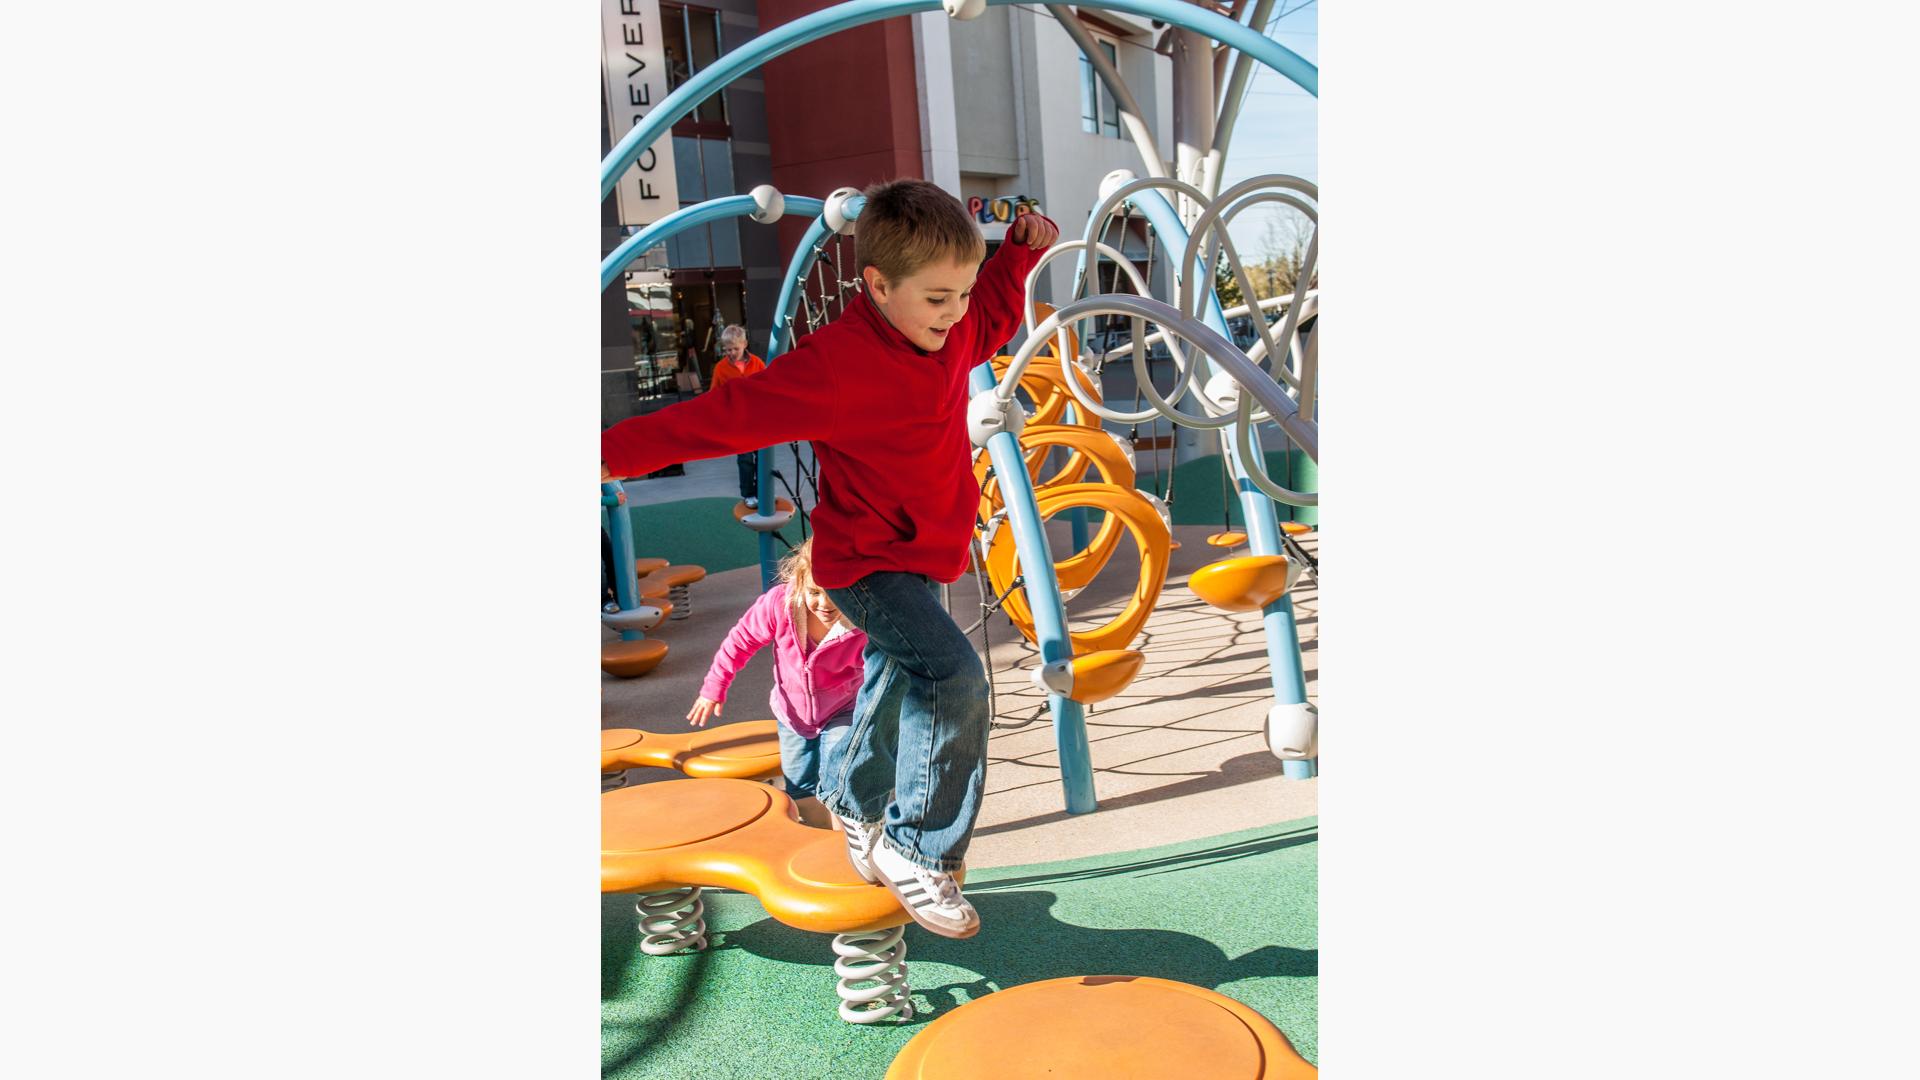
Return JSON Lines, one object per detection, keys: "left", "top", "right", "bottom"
{"left": 699, "top": 582, "right": 868, "bottom": 738}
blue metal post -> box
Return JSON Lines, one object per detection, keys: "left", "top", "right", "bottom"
{"left": 971, "top": 364, "right": 1097, "bottom": 814}
{"left": 603, "top": 483, "right": 645, "bottom": 642}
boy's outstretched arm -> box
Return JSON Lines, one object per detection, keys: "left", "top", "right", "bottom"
{"left": 602, "top": 344, "right": 842, "bottom": 478}
{"left": 967, "top": 213, "right": 1060, "bottom": 357}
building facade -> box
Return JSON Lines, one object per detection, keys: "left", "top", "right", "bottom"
{"left": 602, "top": 3, "right": 1179, "bottom": 426}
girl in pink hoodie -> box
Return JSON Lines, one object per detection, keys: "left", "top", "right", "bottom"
{"left": 687, "top": 539, "right": 868, "bottom": 828}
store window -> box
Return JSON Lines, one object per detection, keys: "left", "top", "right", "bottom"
{"left": 1078, "top": 38, "right": 1121, "bottom": 139}
{"left": 664, "top": 134, "right": 738, "bottom": 269}
{"left": 662, "top": 2, "right": 728, "bottom": 128}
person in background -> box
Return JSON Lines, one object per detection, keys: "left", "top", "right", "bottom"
{"left": 708, "top": 324, "right": 767, "bottom": 508}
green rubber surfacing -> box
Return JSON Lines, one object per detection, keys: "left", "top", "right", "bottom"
{"left": 602, "top": 816, "right": 1317, "bottom": 1078}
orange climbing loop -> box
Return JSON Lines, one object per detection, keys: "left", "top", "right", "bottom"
{"left": 984, "top": 483, "right": 1170, "bottom": 658}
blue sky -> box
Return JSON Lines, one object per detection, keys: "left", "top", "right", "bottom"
{"left": 1215, "top": 0, "right": 1318, "bottom": 261}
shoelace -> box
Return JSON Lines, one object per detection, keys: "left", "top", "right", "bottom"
{"left": 912, "top": 866, "right": 964, "bottom": 909}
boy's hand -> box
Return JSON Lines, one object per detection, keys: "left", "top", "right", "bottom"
{"left": 687, "top": 697, "right": 722, "bottom": 727}
{"left": 1008, "top": 213, "right": 1058, "bottom": 250}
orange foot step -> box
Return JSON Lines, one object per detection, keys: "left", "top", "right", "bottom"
{"left": 601, "top": 638, "right": 668, "bottom": 677}
{"left": 1281, "top": 521, "right": 1313, "bottom": 537}
{"left": 600, "top": 721, "right": 782, "bottom": 781}
{"left": 734, "top": 497, "right": 796, "bottom": 532}
{"left": 634, "top": 556, "right": 669, "bottom": 576}
{"left": 1032, "top": 650, "right": 1145, "bottom": 704}
{"left": 603, "top": 778, "right": 945, "bottom": 1023}
{"left": 1189, "top": 555, "right": 1294, "bottom": 612}
{"left": 1207, "top": 530, "right": 1248, "bottom": 547}
{"left": 634, "top": 564, "right": 707, "bottom": 620}
{"left": 884, "top": 975, "right": 1316, "bottom": 1078}
{"left": 602, "top": 601, "right": 672, "bottom": 633}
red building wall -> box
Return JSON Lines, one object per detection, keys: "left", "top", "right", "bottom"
{"left": 757, "top": 0, "right": 924, "bottom": 261}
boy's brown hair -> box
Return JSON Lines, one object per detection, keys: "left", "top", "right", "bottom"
{"left": 855, "top": 179, "right": 987, "bottom": 285}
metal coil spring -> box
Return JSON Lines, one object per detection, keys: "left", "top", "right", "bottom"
{"left": 833, "top": 926, "right": 912, "bottom": 1023}
{"left": 635, "top": 887, "right": 707, "bottom": 955}
{"left": 602, "top": 770, "right": 630, "bottom": 793}
{"left": 669, "top": 583, "right": 691, "bottom": 620}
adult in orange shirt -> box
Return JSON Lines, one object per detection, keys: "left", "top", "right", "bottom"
{"left": 708, "top": 324, "right": 768, "bottom": 507}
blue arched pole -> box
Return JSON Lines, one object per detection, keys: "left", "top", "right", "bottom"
{"left": 602, "top": 194, "right": 825, "bottom": 290}
{"left": 970, "top": 364, "right": 1097, "bottom": 814}
{"left": 601, "top": 0, "right": 1314, "bottom": 202}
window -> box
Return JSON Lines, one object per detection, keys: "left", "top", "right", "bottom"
{"left": 662, "top": 3, "right": 728, "bottom": 128}
{"left": 1078, "top": 38, "right": 1121, "bottom": 139}
{"left": 663, "top": 133, "right": 738, "bottom": 269}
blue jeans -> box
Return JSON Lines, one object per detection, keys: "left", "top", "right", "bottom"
{"left": 776, "top": 713, "right": 852, "bottom": 803}
{"left": 819, "top": 572, "right": 989, "bottom": 872}
{"left": 736, "top": 451, "right": 759, "bottom": 500}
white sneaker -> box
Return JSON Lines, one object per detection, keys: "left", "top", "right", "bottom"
{"left": 837, "top": 816, "right": 881, "bottom": 884}
{"left": 744, "top": 496, "right": 760, "bottom": 509}
{"left": 871, "top": 837, "right": 978, "bottom": 939}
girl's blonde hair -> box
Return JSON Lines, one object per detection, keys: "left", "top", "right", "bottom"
{"left": 777, "top": 537, "right": 820, "bottom": 598}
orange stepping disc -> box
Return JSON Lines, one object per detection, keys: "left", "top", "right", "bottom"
{"left": 634, "top": 557, "right": 669, "bottom": 576}
{"left": 601, "top": 638, "right": 668, "bottom": 677}
{"left": 599, "top": 721, "right": 782, "bottom": 780}
{"left": 884, "top": 975, "right": 1315, "bottom": 1079}
{"left": 1281, "top": 521, "right": 1313, "bottom": 536}
{"left": 637, "top": 564, "right": 708, "bottom": 589}
{"left": 602, "top": 778, "right": 934, "bottom": 935}
{"left": 1208, "top": 531, "right": 1248, "bottom": 547}
{"left": 1189, "top": 555, "right": 1293, "bottom": 613}
{"left": 733, "top": 498, "right": 795, "bottom": 521}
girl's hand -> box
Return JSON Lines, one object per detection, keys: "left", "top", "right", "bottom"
{"left": 687, "top": 697, "right": 722, "bottom": 727}
{"left": 1009, "top": 213, "right": 1058, "bottom": 249}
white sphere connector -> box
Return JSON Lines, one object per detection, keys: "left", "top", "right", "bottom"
{"left": 967, "top": 389, "right": 1027, "bottom": 448}
{"left": 824, "top": 186, "right": 864, "bottom": 235}
{"left": 749, "top": 184, "right": 785, "bottom": 223}
{"left": 1266, "top": 702, "right": 1318, "bottom": 760}
{"left": 944, "top": 0, "right": 988, "bottom": 19}
{"left": 1032, "top": 659, "right": 1074, "bottom": 697}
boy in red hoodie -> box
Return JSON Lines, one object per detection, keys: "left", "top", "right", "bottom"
{"left": 602, "top": 179, "right": 1057, "bottom": 938}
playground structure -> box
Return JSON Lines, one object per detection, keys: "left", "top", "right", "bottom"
{"left": 601, "top": 0, "right": 1318, "bottom": 816}
{"left": 599, "top": 0, "right": 1318, "bottom": 1065}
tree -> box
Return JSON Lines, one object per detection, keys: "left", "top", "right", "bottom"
{"left": 1214, "top": 208, "right": 1315, "bottom": 317}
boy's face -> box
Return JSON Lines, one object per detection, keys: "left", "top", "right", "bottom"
{"left": 865, "top": 257, "right": 979, "bottom": 353}
{"left": 721, "top": 338, "right": 747, "bottom": 363}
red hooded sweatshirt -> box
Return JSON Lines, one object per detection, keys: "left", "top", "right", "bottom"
{"left": 601, "top": 224, "right": 1052, "bottom": 590}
